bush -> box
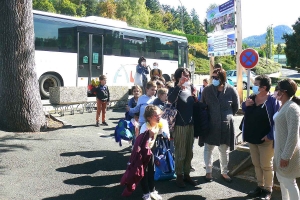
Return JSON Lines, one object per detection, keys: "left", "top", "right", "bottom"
{"left": 270, "top": 77, "right": 300, "bottom": 86}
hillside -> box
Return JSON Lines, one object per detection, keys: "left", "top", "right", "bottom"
{"left": 243, "top": 25, "right": 293, "bottom": 47}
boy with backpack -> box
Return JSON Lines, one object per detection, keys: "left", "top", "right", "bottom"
{"left": 92, "top": 75, "right": 110, "bottom": 127}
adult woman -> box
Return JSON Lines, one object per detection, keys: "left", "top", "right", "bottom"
{"left": 168, "top": 68, "right": 197, "bottom": 188}
{"left": 201, "top": 68, "right": 239, "bottom": 183}
{"left": 274, "top": 79, "right": 300, "bottom": 200}
{"left": 242, "top": 75, "right": 280, "bottom": 200}
{"left": 135, "top": 56, "right": 149, "bottom": 94}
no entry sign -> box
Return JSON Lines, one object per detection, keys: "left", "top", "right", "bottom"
{"left": 240, "top": 48, "right": 259, "bottom": 69}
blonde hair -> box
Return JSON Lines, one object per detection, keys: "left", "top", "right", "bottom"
{"left": 131, "top": 85, "right": 142, "bottom": 92}
{"left": 146, "top": 81, "right": 157, "bottom": 89}
{"left": 144, "top": 105, "right": 160, "bottom": 122}
{"left": 157, "top": 88, "right": 168, "bottom": 96}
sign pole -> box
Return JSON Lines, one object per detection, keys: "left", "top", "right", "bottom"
{"left": 209, "top": 56, "right": 214, "bottom": 84}
{"left": 236, "top": 0, "right": 243, "bottom": 104}
{"left": 247, "top": 69, "right": 250, "bottom": 97}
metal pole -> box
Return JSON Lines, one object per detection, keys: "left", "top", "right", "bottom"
{"left": 178, "top": 0, "right": 183, "bottom": 32}
{"left": 236, "top": 0, "right": 243, "bottom": 103}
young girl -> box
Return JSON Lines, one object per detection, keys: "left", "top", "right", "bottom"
{"left": 121, "top": 105, "right": 168, "bottom": 200}
{"left": 139, "top": 105, "right": 167, "bottom": 200}
{"left": 125, "top": 85, "right": 142, "bottom": 120}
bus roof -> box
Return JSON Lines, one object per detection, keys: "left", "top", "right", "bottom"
{"left": 32, "top": 10, "right": 187, "bottom": 41}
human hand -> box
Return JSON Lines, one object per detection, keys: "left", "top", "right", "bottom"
{"left": 178, "top": 72, "right": 188, "bottom": 86}
{"left": 261, "top": 135, "right": 271, "bottom": 142}
{"left": 280, "top": 159, "right": 289, "bottom": 168}
{"left": 245, "top": 98, "right": 254, "bottom": 107}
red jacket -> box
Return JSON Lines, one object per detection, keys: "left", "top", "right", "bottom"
{"left": 120, "top": 131, "right": 152, "bottom": 196}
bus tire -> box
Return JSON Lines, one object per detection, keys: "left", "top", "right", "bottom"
{"left": 39, "top": 74, "right": 62, "bottom": 99}
{"left": 162, "top": 74, "right": 171, "bottom": 82}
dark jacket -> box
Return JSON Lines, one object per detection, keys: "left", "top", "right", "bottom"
{"left": 153, "top": 98, "right": 165, "bottom": 110}
{"left": 201, "top": 83, "right": 239, "bottom": 151}
{"left": 136, "top": 64, "right": 149, "bottom": 81}
{"left": 193, "top": 101, "right": 209, "bottom": 146}
{"left": 168, "top": 85, "right": 195, "bottom": 126}
{"left": 242, "top": 94, "right": 280, "bottom": 141}
{"left": 120, "top": 131, "right": 152, "bottom": 196}
{"left": 92, "top": 84, "right": 110, "bottom": 101}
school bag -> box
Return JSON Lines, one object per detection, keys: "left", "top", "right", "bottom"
{"left": 114, "top": 119, "right": 134, "bottom": 146}
{"left": 154, "top": 136, "right": 176, "bottom": 181}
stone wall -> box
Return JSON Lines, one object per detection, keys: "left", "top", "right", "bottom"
{"left": 50, "top": 87, "right": 87, "bottom": 105}
{"left": 108, "top": 86, "right": 129, "bottom": 108}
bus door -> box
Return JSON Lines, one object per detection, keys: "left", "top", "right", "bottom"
{"left": 77, "top": 32, "right": 103, "bottom": 86}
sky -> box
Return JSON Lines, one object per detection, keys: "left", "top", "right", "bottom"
{"left": 159, "top": 0, "right": 300, "bottom": 38}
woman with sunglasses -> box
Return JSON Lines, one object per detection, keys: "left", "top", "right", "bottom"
{"left": 242, "top": 75, "right": 280, "bottom": 200}
{"left": 200, "top": 68, "right": 239, "bottom": 183}
{"left": 273, "top": 79, "right": 300, "bottom": 200}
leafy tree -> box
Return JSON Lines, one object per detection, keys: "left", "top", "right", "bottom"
{"left": 54, "top": 0, "right": 77, "bottom": 15}
{"left": 265, "top": 25, "right": 274, "bottom": 59}
{"left": 242, "top": 43, "right": 249, "bottom": 50}
{"left": 190, "top": 8, "right": 202, "bottom": 35}
{"left": 97, "top": 0, "right": 117, "bottom": 19}
{"left": 149, "top": 12, "right": 165, "bottom": 31}
{"left": 83, "top": 0, "right": 98, "bottom": 16}
{"left": 0, "top": 0, "right": 46, "bottom": 131}
{"left": 161, "top": 4, "right": 171, "bottom": 13}
{"left": 283, "top": 18, "right": 300, "bottom": 68}
{"left": 33, "top": 0, "right": 56, "bottom": 13}
{"left": 145, "top": 0, "right": 160, "bottom": 13}
{"left": 162, "top": 12, "right": 175, "bottom": 31}
{"left": 117, "top": 0, "right": 150, "bottom": 28}
{"left": 76, "top": 3, "right": 87, "bottom": 16}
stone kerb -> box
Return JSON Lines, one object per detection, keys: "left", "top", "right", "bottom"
{"left": 50, "top": 86, "right": 87, "bottom": 105}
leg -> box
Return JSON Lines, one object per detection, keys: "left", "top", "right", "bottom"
{"left": 96, "top": 99, "right": 102, "bottom": 122}
{"left": 257, "top": 141, "right": 274, "bottom": 191}
{"left": 218, "top": 144, "right": 229, "bottom": 175}
{"left": 173, "top": 125, "right": 186, "bottom": 187}
{"left": 101, "top": 100, "right": 107, "bottom": 123}
{"left": 183, "top": 125, "right": 194, "bottom": 174}
{"left": 249, "top": 143, "right": 264, "bottom": 187}
{"left": 204, "top": 143, "right": 215, "bottom": 174}
{"left": 277, "top": 173, "right": 299, "bottom": 200}
{"left": 140, "top": 161, "right": 150, "bottom": 194}
{"left": 147, "top": 155, "right": 155, "bottom": 193}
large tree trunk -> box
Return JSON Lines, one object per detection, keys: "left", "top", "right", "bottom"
{"left": 0, "top": 0, "right": 46, "bottom": 132}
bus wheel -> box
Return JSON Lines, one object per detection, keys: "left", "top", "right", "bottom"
{"left": 162, "top": 74, "right": 171, "bottom": 82}
{"left": 39, "top": 74, "right": 62, "bottom": 99}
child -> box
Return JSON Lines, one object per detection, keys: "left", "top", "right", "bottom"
{"left": 153, "top": 88, "right": 168, "bottom": 110}
{"left": 125, "top": 85, "right": 142, "bottom": 120}
{"left": 126, "top": 81, "right": 157, "bottom": 127}
{"left": 92, "top": 75, "right": 110, "bottom": 127}
{"left": 139, "top": 105, "right": 168, "bottom": 200}
{"left": 130, "top": 112, "right": 140, "bottom": 147}
{"left": 198, "top": 78, "right": 208, "bottom": 101}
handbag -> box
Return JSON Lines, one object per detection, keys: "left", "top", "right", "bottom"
{"left": 161, "top": 103, "right": 177, "bottom": 133}
{"left": 134, "top": 72, "right": 143, "bottom": 86}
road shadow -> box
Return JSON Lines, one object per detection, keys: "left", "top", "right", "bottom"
{"left": 168, "top": 195, "right": 205, "bottom": 200}
{"left": 57, "top": 148, "right": 131, "bottom": 174}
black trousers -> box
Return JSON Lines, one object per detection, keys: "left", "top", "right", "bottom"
{"left": 140, "top": 154, "right": 155, "bottom": 194}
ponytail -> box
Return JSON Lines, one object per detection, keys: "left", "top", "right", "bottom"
{"left": 291, "top": 96, "right": 300, "bottom": 105}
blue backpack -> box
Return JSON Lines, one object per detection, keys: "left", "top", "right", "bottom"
{"left": 114, "top": 119, "right": 134, "bottom": 146}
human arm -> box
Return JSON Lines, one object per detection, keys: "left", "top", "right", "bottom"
{"left": 136, "top": 65, "right": 145, "bottom": 74}
{"left": 281, "top": 104, "right": 300, "bottom": 161}
{"left": 231, "top": 88, "right": 239, "bottom": 115}
{"left": 107, "top": 86, "right": 110, "bottom": 103}
{"left": 129, "top": 97, "right": 143, "bottom": 114}
{"left": 168, "top": 86, "right": 180, "bottom": 104}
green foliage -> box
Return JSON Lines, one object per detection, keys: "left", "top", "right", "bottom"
{"left": 242, "top": 43, "right": 249, "bottom": 50}
{"left": 97, "top": 0, "right": 117, "bottom": 19}
{"left": 76, "top": 4, "right": 86, "bottom": 17}
{"left": 270, "top": 77, "right": 300, "bottom": 86}
{"left": 145, "top": 0, "right": 161, "bottom": 13}
{"left": 84, "top": 0, "right": 98, "bottom": 16}
{"left": 252, "top": 58, "right": 281, "bottom": 75}
{"left": 33, "top": 0, "right": 56, "bottom": 13}
{"left": 283, "top": 17, "right": 300, "bottom": 69}
{"left": 265, "top": 25, "right": 274, "bottom": 59}
{"left": 149, "top": 12, "right": 166, "bottom": 31}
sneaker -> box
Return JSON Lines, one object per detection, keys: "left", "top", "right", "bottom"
{"left": 150, "top": 190, "right": 162, "bottom": 200}
{"left": 247, "top": 186, "right": 263, "bottom": 198}
{"left": 142, "top": 193, "right": 151, "bottom": 200}
{"left": 260, "top": 189, "right": 272, "bottom": 200}
{"left": 102, "top": 121, "right": 108, "bottom": 126}
{"left": 96, "top": 122, "right": 100, "bottom": 127}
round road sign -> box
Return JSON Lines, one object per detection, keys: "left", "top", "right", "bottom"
{"left": 240, "top": 48, "right": 259, "bottom": 69}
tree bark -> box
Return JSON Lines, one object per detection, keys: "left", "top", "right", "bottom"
{"left": 0, "top": 0, "right": 46, "bottom": 132}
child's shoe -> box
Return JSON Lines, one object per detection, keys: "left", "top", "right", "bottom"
{"left": 96, "top": 122, "right": 100, "bottom": 127}
{"left": 142, "top": 193, "right": 151, "bottom": 200}
{"left": 102, "top": 121, "right": 108, "bottom": 126}
{"left": 150, "top": 190, "right": 162, "bottom": 200}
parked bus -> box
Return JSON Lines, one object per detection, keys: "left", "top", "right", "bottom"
{"left": 33, "top": 10, "right": 189, "bottom": 98}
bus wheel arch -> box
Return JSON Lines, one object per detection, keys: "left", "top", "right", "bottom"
{"left": 162, "top": 74, "right": 171, "bottom": 82}
{"left": 39, "top": 72, "right": 64, "bottom": 99}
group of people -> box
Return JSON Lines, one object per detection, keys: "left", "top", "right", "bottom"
{"left": 91, "top": 57, "right": 300, "bottom": 200}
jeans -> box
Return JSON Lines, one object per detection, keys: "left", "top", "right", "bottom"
{"left": 276, "top": 173, "right": 300, "bottom": 200}
{"left": 204, "top": 143, "right": 229, "bottom": 174}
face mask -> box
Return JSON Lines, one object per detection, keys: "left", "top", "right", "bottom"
{"left": 141, "top": 62, "right": 146, "bottom": 66}
{"left": 212, "top": 79, "right": 220, "bottom": 86}
{"left": 182, "top": 81, "right": 191, "bottom": 87}
{"left": 153, "top": 65, "right": 158, "bottom": 69}
{"left": 252, "top": 85, "right": 260, "bottom": 95}
{"left": 273, "top": 91, "right": 278, "bottom": 98}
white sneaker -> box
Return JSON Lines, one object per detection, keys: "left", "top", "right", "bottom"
{"left": 150, "top": 190, "right": 162, "bottom": 200}
{"left": 142, "top": 193, "right": 151, "bottom": 200}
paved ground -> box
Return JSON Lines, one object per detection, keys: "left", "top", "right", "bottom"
{"left": 0, "top": 108, "right": 282, "bottom": 200}
{"left": 281, "top": 68, "right": 300, "bottom": 78}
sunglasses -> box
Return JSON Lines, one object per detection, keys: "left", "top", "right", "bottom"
{"left": 211, "top": 76, "right": 219, "bottom": 80}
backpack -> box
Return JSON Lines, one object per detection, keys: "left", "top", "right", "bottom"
{"left": 114, "top": 119, "right": 135, "bottom": 146}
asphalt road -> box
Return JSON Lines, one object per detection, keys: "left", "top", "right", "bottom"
{"left": 281, "top": 68, "right": 300, "bottom": 78}
{"left": 0, "top": 109, "right": 281, "bottom": 200}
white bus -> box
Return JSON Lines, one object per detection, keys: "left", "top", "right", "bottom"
{"left": 33, "top": 10, "right": 189, "bottom": 98}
